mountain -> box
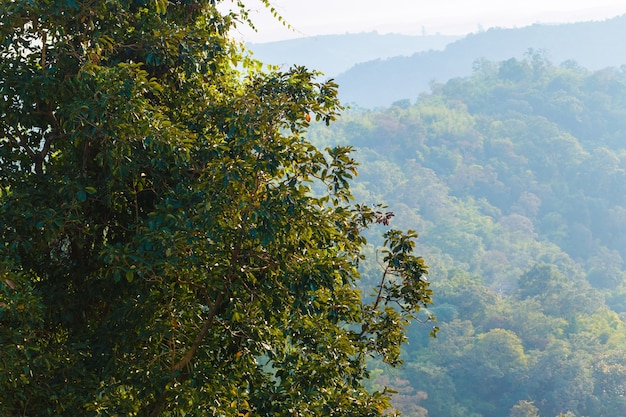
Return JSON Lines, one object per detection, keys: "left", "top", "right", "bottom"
{"left": 246, "top": 32, "right": 460, "bottom": 78}
{"left": 335, "top": 14, "right": 626, "bottom": 107}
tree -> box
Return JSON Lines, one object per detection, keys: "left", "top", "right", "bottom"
{"left": 0, "top": 1, "right": 435, "bottom": 415}
{"left": 508, "top": 400, "right": 539, "bottom": 417}
{"left": 455, "top": 329, "right": 529, "bottom": 415}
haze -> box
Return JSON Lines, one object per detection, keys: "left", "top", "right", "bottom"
{"left": 227, "top": 0, "right": 626, "bottom": 42}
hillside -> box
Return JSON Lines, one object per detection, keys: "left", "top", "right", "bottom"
{"left": 246, "top": 32, "right": 460, "bottom": 77}
{"left": 335, "top": 14, "right": 626, "bottom": 107}
{"left": 308, "top": 56, "right": 626, "bottom": 417}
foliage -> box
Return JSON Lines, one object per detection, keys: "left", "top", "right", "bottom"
{"left": 0, "top": 1, "right": 436, "bottom": 415}
{"left": 307, "top": 54, "right": 626, "bottom": 417}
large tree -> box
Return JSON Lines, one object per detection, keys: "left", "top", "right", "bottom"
{"left": 0, "top": 1, "right": 434, "bottom": 415}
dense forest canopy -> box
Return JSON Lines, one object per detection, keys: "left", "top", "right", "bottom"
{"left": 308, "top": 53, "right": 626, "bottom": 417}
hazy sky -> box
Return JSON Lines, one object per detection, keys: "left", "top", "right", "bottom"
{"left": 225, "top": 0, "right": 626, "bottom": 43}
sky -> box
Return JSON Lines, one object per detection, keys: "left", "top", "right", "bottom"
{"left": 224, "top": 0, "right": 626, "bottom": 43}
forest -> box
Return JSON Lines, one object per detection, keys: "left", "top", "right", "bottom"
{"left": 2, "top": 1, "right": 626, "bottom": 416}
{"left": 308, "top": 52, "right": 626, "bottom": 417}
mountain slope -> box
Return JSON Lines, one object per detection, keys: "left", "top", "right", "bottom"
{"left": 308, "top": 56, "right": 626, "bottom": 417}
{"left": 336, "top": 14, "right": 626, "bottom": 107}
{"left": 247, "top": 32, "right": 460, "bottom": 77}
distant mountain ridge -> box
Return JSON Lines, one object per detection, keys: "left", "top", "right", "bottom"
{"left": 335, "top": 14, "right": 626, "bottom": 107}
{"left": 246, "top": 32, "right": 460, "bottom": 78}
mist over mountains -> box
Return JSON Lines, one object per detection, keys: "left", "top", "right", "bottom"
{"left": 247, "top": 32, "right": 460, "bottom": 78}
{"left": 248, "top": 14, "right": 626, "bottom": 108}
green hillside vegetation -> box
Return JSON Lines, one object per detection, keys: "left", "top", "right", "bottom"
{"left": 309, "top": 53, "right": 626, "bottom": 417}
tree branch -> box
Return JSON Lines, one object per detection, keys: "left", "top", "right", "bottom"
{"left": 40, "top": 29, "right": 47, "bottom": 72}
{"left": 14, "top": 129, "right": 38, "bottom": 160}
{"left": 172, "top": 291, "right": 225, "bottom": 373}
{"left": 147, "top": 291, "right": 226, "bottom": 417}
{"left": 371, "top": 266, "right": 390, "bottom": 312}
{"left": 358, "top": 265, "right": 391, "bottom": 339}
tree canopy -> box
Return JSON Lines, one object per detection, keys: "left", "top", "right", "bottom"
{"left": 307, "top": 53, "right": 626, "bottom": 417}
{"left": 0, "top": 1, "right": 435, "bottom": 415}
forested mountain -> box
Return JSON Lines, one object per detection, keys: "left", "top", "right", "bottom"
{"left": 308, "top": 55, "right": 626, "bottom": 417}
{"left": 335, "top": 14, "right": 626, "bottom": 107}
{"left": 247, "top": 32, "right": 459, "bottom": 77}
